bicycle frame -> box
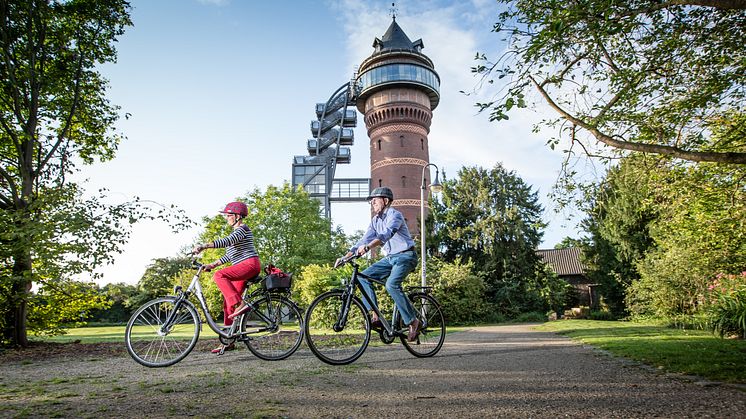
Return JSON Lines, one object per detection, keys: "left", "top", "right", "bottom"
{"left": 162, "top": 264, "right": 278, "bottom": 341}
{"left": 340, "top": 257, "right": 430, "bottom": 337}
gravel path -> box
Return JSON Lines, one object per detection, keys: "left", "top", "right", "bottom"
{"left": 1, "top": 324, "right": 744, "bottom": 418}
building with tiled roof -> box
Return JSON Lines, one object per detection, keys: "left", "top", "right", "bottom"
{"left": 537, "top": 247, "right": 597, "bottom": 308}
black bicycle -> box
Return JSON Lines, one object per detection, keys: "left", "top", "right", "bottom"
{"left": 303, "top": 254, "right": 445, "bottom": 365}
{"left": 125, "top": 259, "right": 303, "bottom": 367}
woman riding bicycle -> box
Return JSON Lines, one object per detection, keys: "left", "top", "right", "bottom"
{"left": 193, "top": 201, "right": 260, "bottom": 353}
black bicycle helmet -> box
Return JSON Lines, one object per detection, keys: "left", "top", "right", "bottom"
{"left": 367, "top": 187, "right": 394, "bottom": 201}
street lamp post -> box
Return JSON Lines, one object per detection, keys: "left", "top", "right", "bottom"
{"left": 420, "top": 163, "right": 442, "bottom": 288}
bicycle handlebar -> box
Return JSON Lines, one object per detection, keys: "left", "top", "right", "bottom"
{"left": 334, "top": 253, "right": 361, "bottom": 269}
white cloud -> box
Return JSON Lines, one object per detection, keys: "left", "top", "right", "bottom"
{"left": 196, "top": 0, "right": 229, "bottom": 6}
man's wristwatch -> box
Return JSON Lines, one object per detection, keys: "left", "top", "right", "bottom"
{"left": 364, "top": 244, "right": 370, "bottom": 252}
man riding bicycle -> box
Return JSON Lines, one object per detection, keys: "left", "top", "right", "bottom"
{"left": 340, "top": 187, "right": 421, "bottom": 342}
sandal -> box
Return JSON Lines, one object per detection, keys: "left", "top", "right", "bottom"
{"left": 228, "top": 303, "right": 251, "bottom": 320}
{"left": 211, "top": 343, "right": 235, "bottom": 354}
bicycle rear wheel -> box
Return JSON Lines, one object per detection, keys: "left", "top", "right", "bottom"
{"left": 304, "top": 290, "right": 370, "bottom": 365}
{"left": 241, "top": 295, "right": 304, "bottom": 361}
{"left": 125, "top": 297, "right": 200, "bottom": 367}
{"left": 400, "top": 293, "right": 445, "bottom": 357}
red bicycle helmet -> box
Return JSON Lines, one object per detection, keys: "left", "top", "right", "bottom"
{"left": 220, "top": 201, "right": 248, "bottom": 217}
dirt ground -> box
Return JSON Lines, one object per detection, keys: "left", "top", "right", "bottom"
{"left": 1, "top": 324, "right": 745, "bottom": 418}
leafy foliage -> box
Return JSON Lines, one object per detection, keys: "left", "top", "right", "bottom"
{"left": 706, "top": 273, "right": 746, "bottom": 339}
{"left": 579, "top": 156, "right": 658, "bottom": 314}
{"left": 429, "top": 164, "right": 547, "bottom": 316}
{"left": 0, "top": 1, "right": 196, "bottom": 347}
{"left": 295, "top": 263, "right": 353, "bottom": 309}
{"left": 628, "top": 157, "right": 746, "bottom": 317}
{"left": 530, "top": 263, "right": 573, "bottom": 315}
{"left": 27, "top": 279, "right": 109, "bottom": 336}
{"left": 424, "top": 258, "right": 491, "bottom": 324}
{"left": 473, "top": 0, "right": 746, "bottom": 163}
{"left": 579, "top": 120, "right": 745, "bottom": 322}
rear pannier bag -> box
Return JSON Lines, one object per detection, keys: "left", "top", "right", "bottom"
{"left": 262, "top": 264, "right": 292, "bottom": 291}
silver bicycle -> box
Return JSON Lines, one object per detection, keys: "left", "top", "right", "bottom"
{"left": 125, "top": 259, "right": 303, "bottom": 367}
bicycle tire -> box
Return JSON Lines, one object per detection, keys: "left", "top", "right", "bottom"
{"left": 241, "top": 295, "right": 304, "bottom": 361}
{"left": 125, "top": 297, "right": 200, "bottom": 368}
{"left": 400, "top": 293, "right": 445, "bottom": 358}
{"left": 304, "top": 290, "right": 370, "bottom": 365}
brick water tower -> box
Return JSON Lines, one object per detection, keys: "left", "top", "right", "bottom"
{"left": 356, "top": 17, "right": 440, "bottom": 233}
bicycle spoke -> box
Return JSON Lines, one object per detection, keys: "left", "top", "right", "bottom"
{"left": 242, "top": 296, "right": 303, "bottom": 361}
{"left": 125, "top": 298, "right": 200, "bottom": 368}
{"left": 401, "top": 293, "right": 445, "bottom": 357}
{"left": 304, "top": 291, "right": 370, "bottom": 365}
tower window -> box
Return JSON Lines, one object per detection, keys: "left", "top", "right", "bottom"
{"left": 401, "top": 176, "right": 406, "bottom": 187}
{"left": 421, "top": 138, "right": 424, "bottom": 150}
{"left": 377, "top": 139, "right": 381, "bottom": 150}
{"left": 400, "top": 135, "right": 405, "bottom": 147}
{"left": 378, "top": 179, "right": 382, "bottom": 187}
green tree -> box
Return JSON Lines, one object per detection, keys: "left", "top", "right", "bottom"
{"left": 555, "top": 237, "right": 582, "bottom": 249}
{"left": 430, "top": 164, "right": 546, "bottom": 316}
{"left": 473, "top": 0, "right": 746, "bottom": 164}
{"left": 628, "top": 157, "right": 746, "bottom": 317}
{"left": 0, "top": 1, "right": 190, "bottom": 347}
{"left": 580, "top": 155, "right": 659, "bottom": 314}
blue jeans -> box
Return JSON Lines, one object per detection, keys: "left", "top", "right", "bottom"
{"left": 358, "top": 250, "right": 418, "bottom": 325}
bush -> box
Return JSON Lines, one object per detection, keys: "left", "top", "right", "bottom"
{"left": 424, "top": 258, "right": 490, "bottom": 324}
{"left": 705, "top": 272, "right": 746, "bottom": 339}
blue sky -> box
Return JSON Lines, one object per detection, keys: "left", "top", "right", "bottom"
{"left": 82, "top": 0, "right": 584, "bottom": 285}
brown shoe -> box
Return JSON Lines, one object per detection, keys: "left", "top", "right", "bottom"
{"left": 370, "top": 319, "right": 383, "bottom": 331}
{"left": 407, "top": 318, "right": 421, "bottom": 342}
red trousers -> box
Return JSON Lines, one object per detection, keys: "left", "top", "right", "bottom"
{"left": 213, "top": 257, "right": 260, "bottom": 325}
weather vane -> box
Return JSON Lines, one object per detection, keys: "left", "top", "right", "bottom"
{"left": 390, "top": 2, "right": 397, "bottom": 20}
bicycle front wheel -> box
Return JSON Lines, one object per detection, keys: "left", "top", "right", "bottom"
{"left": 241, "top": 295, "right": 304, "bottom": 361}
{"left": 400, "top": 293, "right": 445, "bottom": 358}
{"left": 304, "top": 290, "right": 370, "bottom": 365}
{"left": 125, "top": 297, "right": 200, "bottom": 368}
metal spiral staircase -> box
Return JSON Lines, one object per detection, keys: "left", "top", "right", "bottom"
{"left": 291, "top": 80, "right": 370, "bottom": 218}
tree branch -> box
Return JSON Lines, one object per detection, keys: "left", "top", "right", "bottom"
{"left": 667, "top": 0, "right": 746, "bottom": 9}
{"left": 529, "top": 75, "right": 746, "bottom": 164}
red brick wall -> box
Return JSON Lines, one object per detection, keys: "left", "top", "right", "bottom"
{"left": 362, "top": 88, "right": 433, "bottom": 235}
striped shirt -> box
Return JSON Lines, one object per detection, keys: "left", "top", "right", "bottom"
{"left": 212, "top": 224, "right": 259, "bottom": 265}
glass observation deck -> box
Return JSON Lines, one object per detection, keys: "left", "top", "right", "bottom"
{"left": 357, "top": 63, "right": 440, "bottom": 107}
{"left": 330, "top": 178, "right": 370, "bottom": 201}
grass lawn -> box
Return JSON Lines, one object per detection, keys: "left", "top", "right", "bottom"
{"left": 537, "top": 320, "right": 746, "bottom": 384}
{"left": 34, "top": 325, "right": 223, "bottom": 344}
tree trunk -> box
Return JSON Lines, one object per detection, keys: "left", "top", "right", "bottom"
{"left": 9, "top": 249, "right": 32, "bottom": 347}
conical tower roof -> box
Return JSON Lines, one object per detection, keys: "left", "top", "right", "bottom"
{"left": 373, "top": 18, "right": 423, "bottom": 52}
